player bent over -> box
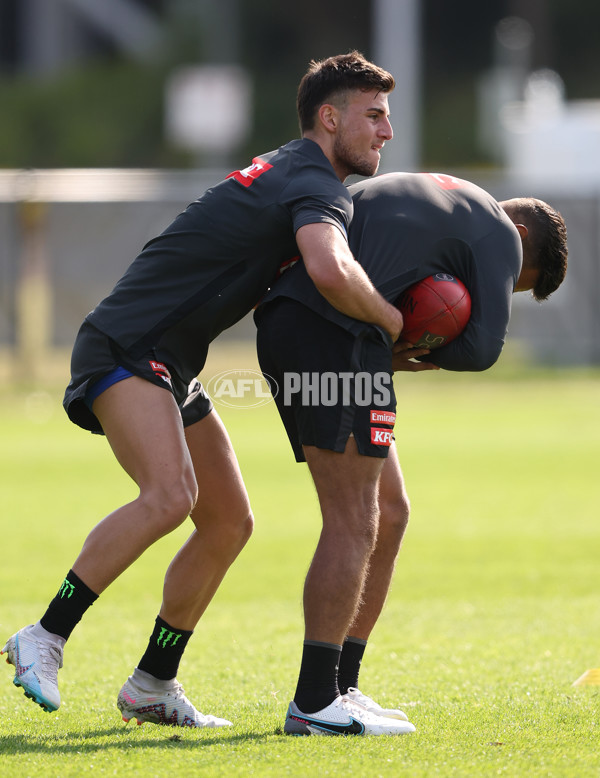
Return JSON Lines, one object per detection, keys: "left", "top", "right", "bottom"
{"left": 256, "top": 303, "right": 415, "bottom": 735}
{"left": 2, "top": 51, "right": 408, "bottom": 734}
{"left": 255, "top": 171, "right": 567, "bottom": 735}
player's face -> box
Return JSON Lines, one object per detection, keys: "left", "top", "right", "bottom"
{"left": 332, "top": 89, "right": 393, "bottom": 179}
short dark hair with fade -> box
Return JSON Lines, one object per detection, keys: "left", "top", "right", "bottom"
{"left": 510, "top": 198, "right": 568, "bottom": 301}
{"left": 296, "top": 50, "right": 395, "bottom": 134}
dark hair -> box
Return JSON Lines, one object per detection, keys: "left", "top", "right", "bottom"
{"left": 510, "top": 198, "right": 568, "bottom": 301}
{"left": 296, "top": 51, "right": 395, "bottom": 133}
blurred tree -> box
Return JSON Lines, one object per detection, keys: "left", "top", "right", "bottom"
{"left": 0, "top": 61, "right": 189, "bottom": 167}
{"left": 0, "top": 0, "right": 599, "bottom": 168}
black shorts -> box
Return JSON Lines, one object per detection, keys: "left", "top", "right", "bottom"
{"left": 256, "top": 298, "right": 396, "bottom": 463}
{"left": 63, "top": 320, "right": 213, "bottom": 434}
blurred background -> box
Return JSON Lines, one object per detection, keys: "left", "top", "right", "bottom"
{"left": 1, "top": 0, "right": 599, "bottom": 383}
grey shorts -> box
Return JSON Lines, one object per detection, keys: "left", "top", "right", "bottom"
{"left": 63, "top": 320, "right": 213, "bottom": 434}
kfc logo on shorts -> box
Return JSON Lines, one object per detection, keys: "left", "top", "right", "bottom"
{"left": 149, "top": 360, "right": 172, "bottom": 386}
{"left": 370, "top": 410, "right": 396, "bottom": 426}
{"left": 371, "top": 427, "right": 394, "bottom": 446}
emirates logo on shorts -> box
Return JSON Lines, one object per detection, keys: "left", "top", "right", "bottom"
{"left": 370, "top": 410, "right": 396, "bottom": 426}
{"left": 149, "top": 360, "right": 172, "bottom": 386}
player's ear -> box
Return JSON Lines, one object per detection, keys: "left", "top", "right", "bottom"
{"left": 318, "top": 103, "right": 338, "bottom": 133}
{"left": 515, "top": 223, "right": 528, "bottom": 240}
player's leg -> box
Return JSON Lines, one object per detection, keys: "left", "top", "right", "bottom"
{"left": 301, "top": 438, "right": 383, "bottom": 646}
{"left": 344, "top": 444, "right": 409, "bottom": 642}
{"left": 159, "top": 408, "right": 253, "bottom": 630}
{"left": 339, "top": 445, "right": 412, "bottom": 719}
{"left": 289, "top": 437, "right": 382, "bottom": 711}
{"left": 2, "top": 375, "right": 197, "bottom": 713}
{"left": 117, "top": 401, "right": 252, "bottom": 728}
{"left": 257, "top": 299, "right": 414, "bottom": 735}
{"left": 72, "top": 376, "right": 198, "bottom": 591}
{"left": 286, "top": 438, "right": 413, "bottom": 735}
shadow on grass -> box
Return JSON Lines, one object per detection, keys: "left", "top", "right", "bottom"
{"left": 0, "top": 728, "right": 280, "bottom": 755}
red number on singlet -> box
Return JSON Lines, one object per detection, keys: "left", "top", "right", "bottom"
{"left": 227, "top": 157, "right": 274, "bottom": 187}
{"left": 425, "top": 173, "right": 464, "bottom": 190}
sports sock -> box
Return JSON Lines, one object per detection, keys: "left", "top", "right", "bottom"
{"left": 337, "top": 636, "right": 368, "bottom": 694}
{"left": 293, "top": 640, "right": 342, "bottom": 714}
{"left": 40, "top": 569, "right": 99, "bottom": 640}
{"left": 137, "top": 616, "right": 193, "bottom": 681}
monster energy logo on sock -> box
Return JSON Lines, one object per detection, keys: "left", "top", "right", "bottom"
{"left": 157, "top": 627, "right": 182, "bottom": 648}
{"left": 59, "top": 578, "right": 75, "bottom": 599}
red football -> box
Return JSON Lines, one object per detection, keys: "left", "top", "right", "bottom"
{"left": 395, "top": 273, "right": 471, "bottom": 349}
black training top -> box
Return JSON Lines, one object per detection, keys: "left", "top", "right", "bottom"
{"left": 259, "top": 172, "right": 522, "bottom": 371}
{"left": 85, "top": 138, "right": 352, "bottom": 382}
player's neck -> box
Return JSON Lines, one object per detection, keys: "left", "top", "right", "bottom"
{"left": 302, "top": 131, "right": 345, "bottom": 182}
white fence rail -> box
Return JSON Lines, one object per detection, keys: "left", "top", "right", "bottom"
{"left": 0, "top": 169, "right": 598, "bottom": 383}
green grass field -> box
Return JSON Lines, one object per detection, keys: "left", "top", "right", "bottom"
{"left": 1, "top": 348, "right": 599, "bottom": 777}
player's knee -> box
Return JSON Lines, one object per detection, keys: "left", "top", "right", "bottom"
{"left": 232, "top": 508, "right": 254, "bottom": 550}
{"left": 140, "top": 474, "right": 198, "bottom": 534}
{"left": 171, "top": 484, "right": 198, "bottom": 527}
{"left": 220, "top": 509, "right": 254, "bottom": 551}
{"left": 202, "top": 505, "right": 254, "bottom": 560}
{"left": 380, "top": 491, "right": 411, "bottom": 539}
{"left": 229, "top": 510, "right": 254, "bottom": 556}
{"left": 240, "top": 511, "right": 254, "bottom": 545}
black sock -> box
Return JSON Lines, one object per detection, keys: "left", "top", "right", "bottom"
{"left": 337, "top": 636, "right": 368, "bottom": 694}
{"left": 40, "top": 569, "right": 99, "bottom": 640}
{"left": 293, "top": 640, "right": 342, "bottom": 714}
{"left": 137, "top": 616, "right": 193, "bottom": 681}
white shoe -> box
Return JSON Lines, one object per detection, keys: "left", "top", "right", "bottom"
{"left": 284, "top": 695, "right": 415, "bottom": 736}
{"left": 1, "top": 624, "right": 64, "bottom": 712}
{"left": 117, "top": 670, "right": 232, "bottom": 728}
{"left": 342, "top": 686, "right": 409, "bottom": 721}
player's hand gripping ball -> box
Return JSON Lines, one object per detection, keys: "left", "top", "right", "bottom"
{"left": 396, "top": 273, "right": 471, "bottom": 349}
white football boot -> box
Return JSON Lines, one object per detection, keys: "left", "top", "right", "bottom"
{"left": 342, "top": 687, "right": 409, "bottom": 721}
{"left": 117, "top": 668, "right": 232, "bottom": 728}
{"left": 2, "top": 623, "right": 64, "bottom": 712}
{"left": 284, "top": 695, "right": 415, "bottom": 736}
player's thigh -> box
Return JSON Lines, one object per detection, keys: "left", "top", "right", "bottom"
{"left": 93, "top": 375, "right": 194, "bottom": 492}
{"left": 303, "top": 435, "right": 385, "bottom": 523}
{"left": 184, "top": 409, "right": 251, "bottom": 523}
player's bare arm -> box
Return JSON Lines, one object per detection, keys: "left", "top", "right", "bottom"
{"left": 297, "top": 222, "right": 403, "bottom": 341}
